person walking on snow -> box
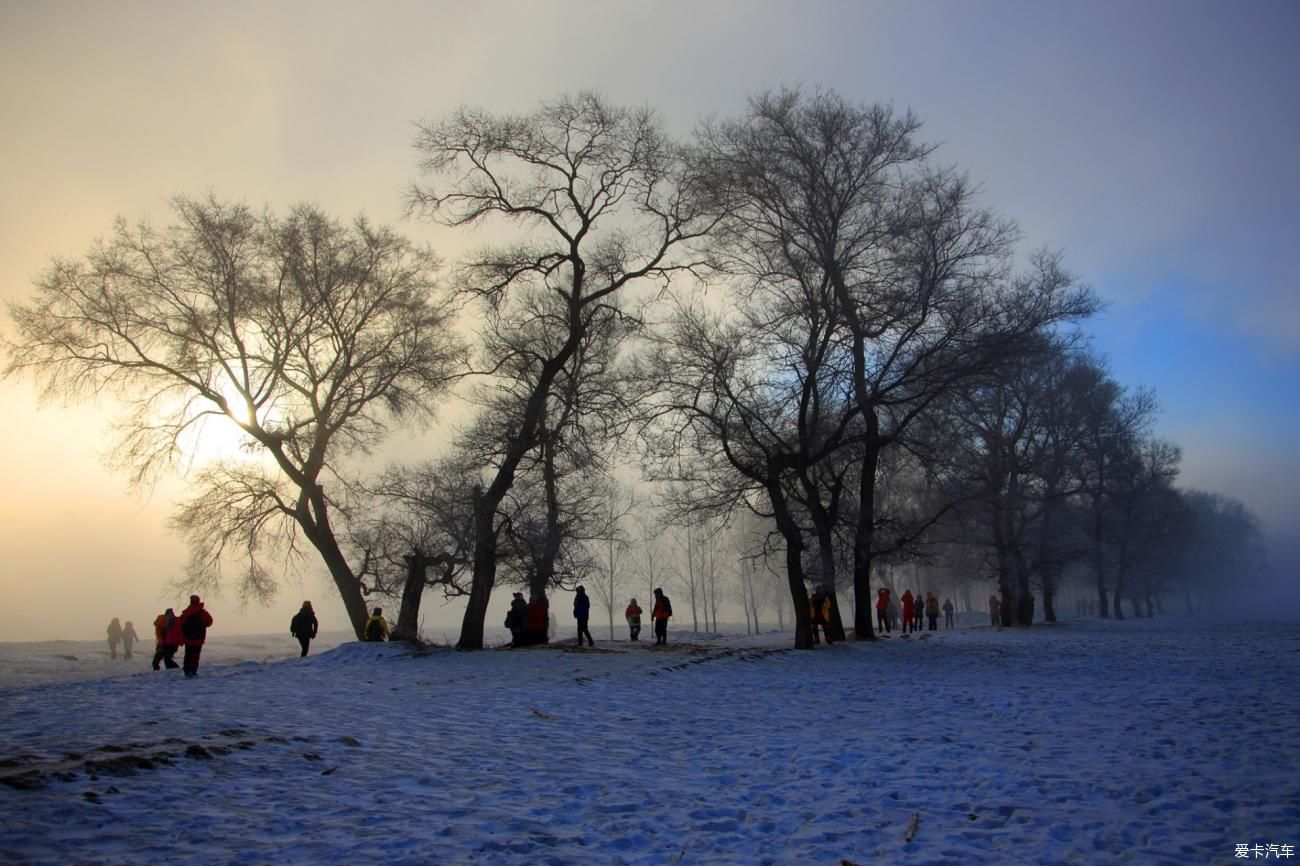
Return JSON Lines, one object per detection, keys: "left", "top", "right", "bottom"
{"left": 106, "top": 617, "right": 122, "bottom": 660}
{"left": 152, "top": 608, "right": 179, "bottom": 670}
{"left": 942, "top": 598, "right": 955, "bottom": 629}
{"left": 290, "top": 601, "right": 318, "bottom": 657}
{"left": 900, "top": 590, "right": 916, "bottom": 635}
{"left": 875, "top": 587, "right": 891, "bottom": 633}
{"left": 574, "top": 585, "right": 595, "bottom": 647}
{"left": 625, "top": 598, "right": 643, "bottom": 641}
{"left": 120, "top": 621, "right": 139, "bottom": 659}
{"left": 176, "top": 595, "right": 214, "bottom": 678}
{"left": 989, "top": 594, "right": 1001, "bottom": 627}
{"left": 652, "top": 588, "right": 672, "bottom": 645}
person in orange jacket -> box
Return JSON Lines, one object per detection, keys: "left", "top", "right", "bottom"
{"left": 176, "top": 594, "right": 214, "bottom": 678}
{"left": 152, "top": 608, "right": 179, "bottom": 670}
{"left": 810, "top": 588, "right": 835, "bottom": 645}
{"left": 875, "top": 587, "right": 891, "bottom": 633}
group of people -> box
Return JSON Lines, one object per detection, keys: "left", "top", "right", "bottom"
{"left": 874, "top": 588, "right": 956, "bottom": 633}
{"left": 505, "top": 586, "right": 674, "bottom": 648}
{"left": 146, "top": 595, "right": 214, "bottom": 677}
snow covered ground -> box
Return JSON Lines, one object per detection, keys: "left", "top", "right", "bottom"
{"left": 1, "top": 616, "right": 1296, "bottom": 865}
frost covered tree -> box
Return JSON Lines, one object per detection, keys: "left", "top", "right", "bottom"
{"left": 3, "top": 197, "right": 464, "bottom": 638}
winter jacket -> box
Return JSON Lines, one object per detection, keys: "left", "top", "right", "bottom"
{"left": 924, "top": 596, "right": 940, "bottom": 617}
{"left": 363, "top": 615, "right": 389, "bottom": 641}
{"left": 290, "top": 609, "right": 318, "bottom": 639}
{"left": 625, "top": 603, "right": 642, "bottom": 625}
{"left": 900, "top": 591, "right": 915, "bottom": 620}
{"left": 573, "top": 591, "right": 591, "bottom": 620}
{"left": 942, "top": 600, "right": 955, "bottom": 615}
{"left": 176, "top": 602, "right": 213, "bottom": 647}
{"left": 809, "top": 593, "right": 830, "bottom": 624}
{"left": 876, "top": 588, "right": 890, "bottom": 610}
{"left": 506, "top": 596, "right": 528, "bottom": 629}
{"left": 652, "top": 594, "right": 672, "bottom": 621}
{"left": 526, "top": 600, "right": 548, "bottom": 633}
{"left": 153, "top": 613, "right": 175, "bottom": 647}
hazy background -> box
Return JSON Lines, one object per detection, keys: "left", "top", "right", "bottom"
{"left": 2, "top": 0, "right": 1297, "bottom": 641}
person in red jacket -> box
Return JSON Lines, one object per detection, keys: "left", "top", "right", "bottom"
{"left": 876, "top": 587, "right": 891, "bottom": 633}
{"left": 176, "top": 595, "right": 214, "bottom": 678}
{"left": 900, "top": 590, "right": 915, "bottom": 635}
{"left": 651, "top": 588, "right": 672, "bottom": 645}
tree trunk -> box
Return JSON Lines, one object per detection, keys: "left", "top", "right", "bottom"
{"left": 392, "top": 554, "right": 432, "bottom": 642}
{"left": 851, "top": 436, "right": 881, "bottom": 641}
{"left": 458, "top": 492, "right": 499, "bottom": 650}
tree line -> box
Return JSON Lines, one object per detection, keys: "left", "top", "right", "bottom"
{"left": 2, "top": 89, "right": 1265, "bottom": 649}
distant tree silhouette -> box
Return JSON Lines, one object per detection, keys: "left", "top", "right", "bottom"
{"left": 3, "top": 196, "right": 464, "bottom": 638}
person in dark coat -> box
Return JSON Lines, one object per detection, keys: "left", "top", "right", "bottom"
{"left": 809, "top": 588, "right": 833, "bottom": 645}
{"left": 573, "top": 586, "right": 594, "bottom": 647}
{"left": 152, "top": 608, "right": 179, "bottom": 670}
{"left": 176, "top": 595, "right": 214, "bottom": 678}
{"left": 942, "top": 598, "right": 955, "bottom": 629}
{"left": 925, "top": 592, "right": 940, "bottom": 631}
{"left": 651, "top": 588, "right": 672, "bottom": 645}
{"left": 290, "top": 601, "right": 318, "bottom": 657}
{"left": 506, "top": 592, "right": 528, "bottom": 647}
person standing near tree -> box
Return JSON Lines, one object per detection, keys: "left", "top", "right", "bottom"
{"left": 152, "top": 608, "right": 179, "bottom": 670}
{"left": 625, "top": 598, "right": 643, "bottom": 642}
{"left": 652, "top": 588, "right": 673, "bottom": 645}
{"left": 290, "top": 601, "right": 318, "bottom": 657}
{"left": 506, "top": 592, "right": 529, "bottom": 647}
{"left": 177, "top": 595, "right": 213, "bottom": 678}
{"left": 875, "top": 588, "right": 891, "bottom": 633}
{"left": 989, "top": 594, "right": 1002, "bottom": 627}
{"left": 809, "top": 588, "right": 833, "bottom": 645}
{"left": 573, "top": 586, "right": 595, "bottom": 647}
{"left": 363, "top": 607, "right": 389, "bottom": 642}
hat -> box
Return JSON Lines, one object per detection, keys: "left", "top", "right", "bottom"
{"left": 372, "top": 607, "right": 382, "bottom": 615}
{"left": 190, "top": 594, "right": 201, "bottom": 604}
{"left": 513, "top": 592, "right": 524, "bottom": 598}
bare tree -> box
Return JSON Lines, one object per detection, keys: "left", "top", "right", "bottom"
{"left": 3, "top": 197, "right": 463, "bottom": 637}
{"left": 697, "top": 88, "right": 1096, "bottom": 639}
{"left": 589, "top": 483, "right": 635, "bottom": 639}
{"left": 408, "top": 92, "right": 712, "bottom": 649}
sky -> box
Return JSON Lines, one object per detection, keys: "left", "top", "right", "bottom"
{"left": 1, "top": 0, "right": 1297, "bottom": 640}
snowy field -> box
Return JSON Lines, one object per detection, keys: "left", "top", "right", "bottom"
{"left": 1, "top": 617, "right": 1297, "bottom": 865}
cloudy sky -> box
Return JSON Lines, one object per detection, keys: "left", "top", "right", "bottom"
{"left": 1, "top": 0, "right": 1297, "bottom": 640}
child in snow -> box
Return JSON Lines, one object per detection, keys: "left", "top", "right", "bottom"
{"left": 625, "top": 598, "right": 643, "bottom": 641}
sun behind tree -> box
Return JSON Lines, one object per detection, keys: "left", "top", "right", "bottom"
{"left": 2, "top": 195, "right": 465, "bottom": 638}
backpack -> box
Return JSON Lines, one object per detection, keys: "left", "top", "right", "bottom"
{"left": 181, "top": 614, "right": 206, "bottom": 641}
{"left": 364, "top": 618, "right": 385, "bottom": 641}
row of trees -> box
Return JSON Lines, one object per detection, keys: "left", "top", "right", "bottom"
{"left": 3, "top": 89, "right": 1265, "bottom": 648}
